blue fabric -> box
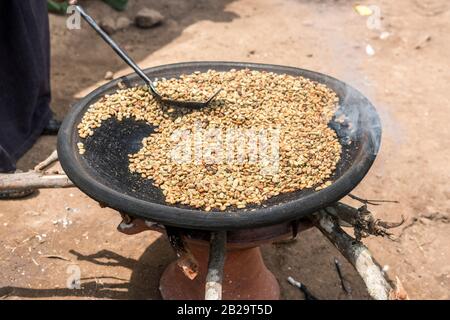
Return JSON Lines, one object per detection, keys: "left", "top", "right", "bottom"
{"left": 0, "top": 0, "right": 51, "bottom": 172}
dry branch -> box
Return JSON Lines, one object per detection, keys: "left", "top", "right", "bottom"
{"left": 0, "top": 150, "right": 74, "bottom": 191}
{"left": 0, "top": 171, "right": 73, "bottom": 190}
{"left": 287, "top": 276, "right": 318, "bottom": 300}
{"left": 348, "top": 193, "right": 399, "bottom": 206}
{"left": 34, "top": 150, "right": 59, "bottom": 172}
{"left": 310, "top": 210, "right": 393, "bottom": 300}
{"left": 334, "top": 257, "right": 352, "bottom": 295}
{"left": 323, "top": 203, "right": 404, "bottom": 241}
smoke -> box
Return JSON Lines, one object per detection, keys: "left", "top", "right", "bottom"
{"left": 320, "top": 6, "right": 405, "bottom": 156}
{"left": 332, "top": 84, "right": 384, "bottom": 156}
{"left": 331, "top": 66, "right": 405, "bottom": 157}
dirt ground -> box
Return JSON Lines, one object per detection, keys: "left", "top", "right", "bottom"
{"left": 1, "top": 0, "right": 449, "bottom": 300}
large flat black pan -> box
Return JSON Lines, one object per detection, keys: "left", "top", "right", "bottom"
{"left": 57, "top": 62, "right": 381, "bottom": 230}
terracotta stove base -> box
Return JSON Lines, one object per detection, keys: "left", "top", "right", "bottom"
{"left": 159, "top": 242, "right": 280, "bottom": 300}
{"left": 116, "top": 217, "right": 309, "bottom": 300}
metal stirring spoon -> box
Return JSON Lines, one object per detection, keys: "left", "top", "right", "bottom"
{"left": 75, "top": 5, "right": 221, "bottom": 109}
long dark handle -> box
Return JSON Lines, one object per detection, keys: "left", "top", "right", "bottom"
{"left": 75, "top": 5, "right": 158, "bottom": 95}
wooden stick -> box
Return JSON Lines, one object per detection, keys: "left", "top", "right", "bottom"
{"left": 348, "top": 193, "right": 399, "bottom": 206}
{"left": 34, "top": 150, "right": 59, "bottom": 172}
{"left": 323, "top": 203, "right": 404, "bottom": 241}
{"left": 205, "top": 231, "right": 227, "bottom": 300}
{"left": 0, "top": 150, "right": 74, "bottom": 191}
{"left": 0, "top": 171, "right": 73, "bottom": 190}
{"left": 287, "top": 276, "right": 318, "bottom": 300}
{"left": 334, "top": 257, "right": 352, "bottom": 295}
{"left": 310, "top": 211, "right": 393, "bottom": 300}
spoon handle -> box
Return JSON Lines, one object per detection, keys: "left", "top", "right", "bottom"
{"left": 75, "top": 5, "right": 159, "bottom": 95}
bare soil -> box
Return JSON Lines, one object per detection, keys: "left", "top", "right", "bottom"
{"left": 1, "top": 0, "right": 449, "bottom": 299}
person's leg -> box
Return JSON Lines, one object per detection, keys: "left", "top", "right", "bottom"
{"left": 0, "top": 0, "right": 52, "bottom": 173}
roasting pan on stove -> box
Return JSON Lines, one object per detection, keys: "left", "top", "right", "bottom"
{"left": 57, "top": 62, "right": 381, "bottom": 230}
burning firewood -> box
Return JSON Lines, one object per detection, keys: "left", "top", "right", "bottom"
{"left": 310, "top": 199, "right": 408, "bottom": 300}
{"left": 322, "top": 200, "right": 405, "bottom": 241}
{"left": 166, "top": 227, "right": 199, "bottom": 280}
{"left": 205, "top": 231, "right": 227, "bottom": 300}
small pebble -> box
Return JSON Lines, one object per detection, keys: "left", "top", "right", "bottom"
{"left": 104, "top": 71, "right": 114, "bottom": 80}
{"left": 116, "top": 16, "right": 132, "bottom": 31}
{"left": 135, "top": 8, "right": 164, "bottom": 28}
{"left": 99, "top": 17, "right": 116, "bottom": 34}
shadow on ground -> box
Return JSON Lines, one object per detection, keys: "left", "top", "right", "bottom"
{"left": 0, "top": 228, "right": 371, "bottom": 300}
{"left": 0, "top": 236, "right": 174, "bottom": 299}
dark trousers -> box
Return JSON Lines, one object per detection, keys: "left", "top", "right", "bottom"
{"left": 0, "top": 0, "right": 51, "bottom": 172}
